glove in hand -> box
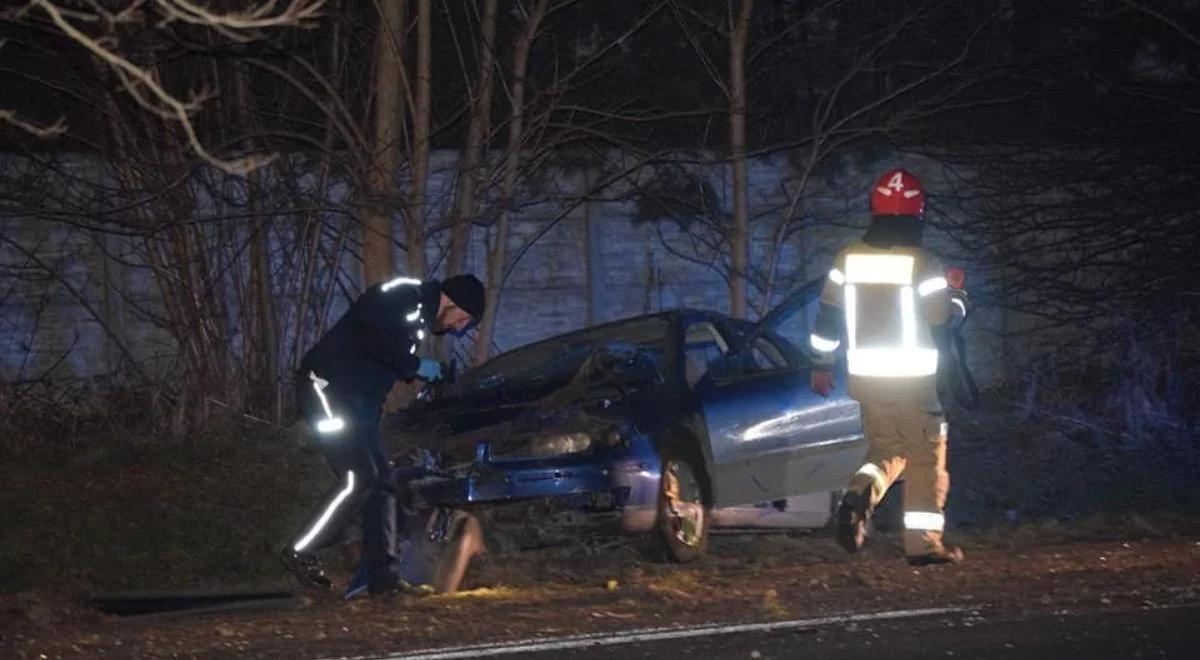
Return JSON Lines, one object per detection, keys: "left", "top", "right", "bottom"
{"left": 416, "top": 358, "right": 442, "bottom": 382}
{"left": 811, "top": 369, "right": 835, "bottom": 397}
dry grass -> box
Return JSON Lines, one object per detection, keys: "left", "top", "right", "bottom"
{"left": 1, "top": 370, "right": 1198, "bottom": 597}
{"left": 0, "top": 407, "right": 329, "bottom": 594}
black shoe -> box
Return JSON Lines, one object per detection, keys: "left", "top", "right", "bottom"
{"left": 907, "top": 545, "right": 964, "bottom": 566}
{"left": 279, "top": 548, "right": 332, "bottom": 590}
{"left": 836, "top": 491, "right": 868, "bottom": 554}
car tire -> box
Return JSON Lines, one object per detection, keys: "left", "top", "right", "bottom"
{"left": 397, "top": 506, "right": 486, "bottom": 593}
{"left": 652, "top": 445, "right": 711, "bottom": 563}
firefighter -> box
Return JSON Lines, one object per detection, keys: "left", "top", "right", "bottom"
{"left": 809, "top": 168, "right": 965, "bottom": 566}
{"left": 280, "top": 274, "right": 485, "bottom": 594}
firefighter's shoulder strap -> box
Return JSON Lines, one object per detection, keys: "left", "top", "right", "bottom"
{"left": 937, "top": 309, "right": 980, "bottom": 410}
{"left": 952, "top": 318, "right": 980, "bottom": 409}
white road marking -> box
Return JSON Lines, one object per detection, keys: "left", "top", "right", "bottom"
{"left": 323, "top": 606, "right": 966, "bottom": 660}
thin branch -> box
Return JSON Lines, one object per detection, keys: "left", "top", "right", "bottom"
{"left": 0, "top": 109, "right": 67, "bottom": 137}
{"left": 31, "top": 0, "right": 296, "bottom": 175}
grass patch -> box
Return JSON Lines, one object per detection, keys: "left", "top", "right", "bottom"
{"left": 3, "top": 393, "right": 1198, "bottom": 597}
{"left": 0, "top": 418, "right": 330, "bottom": 594}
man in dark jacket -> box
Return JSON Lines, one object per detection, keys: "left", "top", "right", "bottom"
{"left": 280, "top": 274, "right": 485, "bottom": 595}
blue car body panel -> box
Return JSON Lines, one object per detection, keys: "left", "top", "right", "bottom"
{"left": 391, "top": 278, "right": 864, "bottom": 533}
{"left": 698, "top": 361, "right": 864, "bottom": 506}
{"left": 407, "top": 433, "right": 664, "bottom": 533}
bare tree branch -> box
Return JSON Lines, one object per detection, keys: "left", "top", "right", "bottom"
{"left": 0, "top": 108, "right": 66, "bottom": 137}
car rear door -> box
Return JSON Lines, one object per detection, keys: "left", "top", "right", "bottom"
{"left": 695, "top": 280, "right": 864, "bottom": 507}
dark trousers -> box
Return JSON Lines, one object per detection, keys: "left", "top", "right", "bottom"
{"left": 292, "top": 372, "right": 398, "bottom": 588}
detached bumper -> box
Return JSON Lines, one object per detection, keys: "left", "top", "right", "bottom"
{"left": 408, "top": 436, "right": 663, "bottom": 533}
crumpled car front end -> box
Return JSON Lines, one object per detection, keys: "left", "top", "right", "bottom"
{"left": 390, "top": 341, "right": 675, "bottom": 534}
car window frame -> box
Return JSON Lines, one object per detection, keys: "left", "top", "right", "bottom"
{"left": 681, "top": 318, "right": 733, "bottom": 388}
{"left": 747, "top": 335, "right": 788, "bottom": 372}
{"left": 719, "top": 317, "right": 812, "bottom": 375}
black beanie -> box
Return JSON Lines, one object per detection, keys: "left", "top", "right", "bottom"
{"left": 441, "top": 274, "right": 485, "bottom": 319}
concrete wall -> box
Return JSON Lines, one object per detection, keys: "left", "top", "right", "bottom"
{"left": 0, "top": 149, "right": 1010, "bottom": 388}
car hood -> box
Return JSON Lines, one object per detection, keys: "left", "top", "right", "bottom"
{"left": 387, "top": 342, "right": 668, "bottom": 459}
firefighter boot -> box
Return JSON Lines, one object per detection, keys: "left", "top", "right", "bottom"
{"left": 279, "top": 548, "right": 332, "bottom": 590}
{"left": 836, "top": 490, "right": 869, "bottom": 554}
{"left": 907, "top": 545, "right": 965, "bottom": 567}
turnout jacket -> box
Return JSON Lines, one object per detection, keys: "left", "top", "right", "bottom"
{"left": 809, "top": 240, "right": 958, "bottom": 406}
{"left": 300, "top": 277, "right": 440, "bottom": 398}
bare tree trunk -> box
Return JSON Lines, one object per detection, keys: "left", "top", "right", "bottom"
{"left": 407, "top": 0, "right": 431, "bottom": 277}
{"left": 756, "top": 166, "right": 813, "bottom": 318}
{"left": 582, "top": 166, "right": 598, "bottom": 326}
{"left": 363, "top": 0, "right": 407, "bottom": 286}
{"left": 445, "top": 0, "right": 498, "bottom": 277}
{"left": 235, "top": 65, "right": 281, "bottom": 420}
{"left": 472, "top": 0, "right": 549, "bottom": 366}
{"left": 727, "top": 0, "right": 752, "bottom": 319}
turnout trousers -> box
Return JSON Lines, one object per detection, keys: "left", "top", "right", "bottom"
{"left": 290, "top": 371, "right": 398, "bottom": 589}
{"left": 846, "top": 401, "right": 951, "bottom": 557}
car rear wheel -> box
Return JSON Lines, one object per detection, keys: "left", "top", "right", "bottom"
{"left": 654, "top": 449, "right": 710, "bottom": 563}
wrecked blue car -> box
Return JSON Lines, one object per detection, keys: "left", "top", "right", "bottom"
{"left": 386, "top": 277, "right": 865, "bottom": 591}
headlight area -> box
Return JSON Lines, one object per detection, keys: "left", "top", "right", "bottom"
{"left": 490, "top": 431, "right": 593, "bottom": 460}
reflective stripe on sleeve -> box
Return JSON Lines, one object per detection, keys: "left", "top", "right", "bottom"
{"left": 917, "top": 276, "right": 948, "bottom": 297}
{"left": 381, "top": 277, "right": 422, "bottom": 292}
{"left": 810, "top": 333, "right": 841, "bottom": 352}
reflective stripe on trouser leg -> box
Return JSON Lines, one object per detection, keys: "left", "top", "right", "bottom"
{"left": 852, "top": 402, "right": 908, "bottom": 511}
{"left": 294, "top": 471, "right": 357, "bottom": 553}
{"left": 309, "top": 371, "right": 345, "bottom": 434}
{"left": 903, "top": 511, "right": 945, "bottom": 532}
{"left": 290, "top": 377, "right": 380, "bottom": 557}
{"left": 853, "top": 463, "right": 889, "bottom": 506}
{"left": 901, "top": 408, "right": 950, "bottom": 556}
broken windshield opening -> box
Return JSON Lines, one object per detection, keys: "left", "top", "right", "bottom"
{"left": 456, "top": 316, "right": 672, "bottom": 392}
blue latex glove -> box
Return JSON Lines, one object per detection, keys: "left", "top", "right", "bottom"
{"left": 416, "top": 358, "right": 442, "bottom": 382}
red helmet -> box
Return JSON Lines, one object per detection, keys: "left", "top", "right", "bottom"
{"left": 869, "top": 168, "right": 924, "bottom": 217}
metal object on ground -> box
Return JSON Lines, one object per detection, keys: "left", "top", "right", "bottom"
{"left": 89, "top": 589, "right": 301, "bottom": 617}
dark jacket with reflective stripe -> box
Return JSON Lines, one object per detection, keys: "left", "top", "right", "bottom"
{"left": 300, "top": 279, "right": 440, "bottom": 399}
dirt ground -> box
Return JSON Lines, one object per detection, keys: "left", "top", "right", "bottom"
{"left": 3, "top": 396, "right": 1198, "bottom": 659}
{"left": 3, "top": 522, "right": 1199, "bottom": 660}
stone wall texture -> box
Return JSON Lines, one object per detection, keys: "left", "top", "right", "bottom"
{"left": 0, "top": 149, "right": 1012, "bottom": 389}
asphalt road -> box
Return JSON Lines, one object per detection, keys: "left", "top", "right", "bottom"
{"left": 378, "top": 604, "right": 1200, "bottom": 660}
